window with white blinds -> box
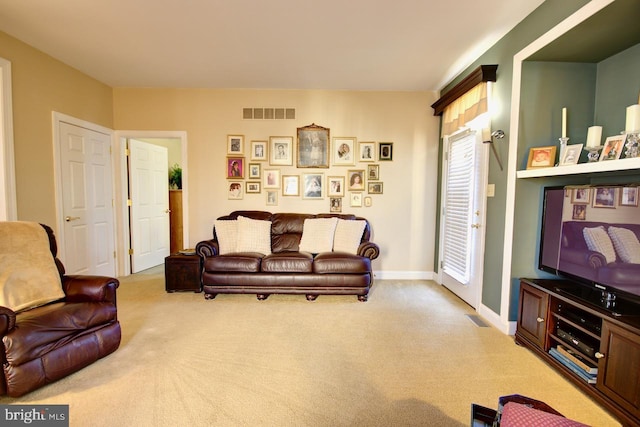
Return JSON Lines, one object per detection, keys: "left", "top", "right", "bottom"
{"left": 442, "top": 131, "right": 476, "bottom": 285}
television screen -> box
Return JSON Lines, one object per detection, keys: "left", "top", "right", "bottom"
{"left": 539, "top": 185, "right": 640, "bottom": 310}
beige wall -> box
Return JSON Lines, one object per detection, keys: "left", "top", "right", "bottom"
{"left": 0, "top": 31, "right": 113, "bottom": 228}
{"left": 114, "top": 88, "right": 440, "bottom": 273}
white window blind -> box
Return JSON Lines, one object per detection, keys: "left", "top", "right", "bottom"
{"left": 442, "top": 131, "right": 476, "bottom": 285}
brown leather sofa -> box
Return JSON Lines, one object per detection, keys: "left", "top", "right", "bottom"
{"left": 196, "top": 211, "right": 380, "bottom": 301}
{"left": 0, "top": 224, "right": 121, "bottom": 397}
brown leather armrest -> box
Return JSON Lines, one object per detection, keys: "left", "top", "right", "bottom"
{"left": 358, "top": 242, "right": 380, "bottom": 260}
{"left": 62, "top": 275, "right": 119, "bottom": 304}
{"left": 0, "top": 306, "right": 17, "bottom": 335}
{"left": 196, "top": 239, "right": 219, "bottom": 257}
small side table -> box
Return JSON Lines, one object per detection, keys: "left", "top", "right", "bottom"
{"left": 165, "top": 253, "right": 202, "bottom": 293}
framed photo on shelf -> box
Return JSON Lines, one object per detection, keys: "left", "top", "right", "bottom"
{"left": 282, "top": 175, "right": 300, "bottom": 196}
{"left": 327, "top": 176, "right": 345, "bottom": 197}
{"left": 227, "top": 135, "right": 244, "bottom": 155}
{"left": 368, "top": 182, "right": 383, "bottom": 194}
{"left": 620, "top": 186, "right": 639, "bottom": 207}
{"left": 245, "top": 182, "right": 261, "bottom": 194}
{"left": 379, "top": 142, "right": 393, "bottom": 161}
{"left": 359, "top": 142, "right": 376, "bottom": 162}
{"left": 302, "top": 173, "right": 324, "bottom": 199}
{"left": 248, "top": 163, "right": 261, "bottom": 179}
{"left": 347, "top": 170, "right": 365, "bottom": 191}
{"left": 297, "top": 123, "right": 330, "bottom": 168}
{"left": 269, "top": 136, "right": 293, "bottom": 166}
{"left": 526, "top": 146, "right": 556, "bottom": 169}
{"left": 250, "top": 140, "right": 268, "bottom": 161}
{"left": 571, "top": 188, "right": 590, "bottom": 204}
{"left": 228, "top": 182, "right": 243, "bottom": 200}
{"left": 332, "top": 137, "right": 356, "bottom": 166}
{"left": 559, "top": 144, "right": 582, "bottom": 166}
{"left": 226, "top": 157, "right": 244, "bottom": 179}
{"left": 263, "top": 169, "right": 281, "bottom": 189}
{"left": 266, "top": 190, "right": 278, "bottom": 206}
{"left": 593, "top": 187, "right": 616, "bottom": 208}
{"left": 600, "top": 135, "right": 625, "bottom": 161}
{"left": 329, "top": 197, "right": 342, "bottom": 213}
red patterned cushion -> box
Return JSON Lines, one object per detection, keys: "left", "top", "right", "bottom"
{"left": 501, "top": 402, "right": 590, "bottom": 427}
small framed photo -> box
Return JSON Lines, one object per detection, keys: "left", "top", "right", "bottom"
{"left": 593, "top": 187, "right": 616, "bottom": 208}
{"left": 350, "top": 192, "right": 363, "bottom": 207}
{"left": 263, "top": 169, "right": 281, "bottom": 189}
{"left": 560, "top": 144, "right": 582, "bottom": 166}
{"left": 227, "top": 135, "right": 244, "bottom": 155}
{"left": 297, "top": 123, "right": 330, "bottom": 168}
{"left": 526, "top": 146, "right": 556, "bottom": 169}
{"left": 227, "top": 157, "right": 245, "bottom": 179}
{"left": 368, "top": 182, "right": 383, "bottom": 194}
{"left": 379, "top": 142, "right": 393, "bottom": 161}
{"left": 266, "top": 190, "right": 278, "bottom": 206}
{"left": 327, "top": 176, "right": 345, "bottom": 197}
{"left": 228, "top": 182, "right": 243, "bottom": 200}
{"left": 600, "top": 135, "right": 625, "bottom": 161}
{"left": 367, "top": 164, "right": 380, "bottom": 181}
{"left": 250, "top": 140, "right": 268, "bottom": 161}
{"left": 571, "top": 188, "right": 590, "bottom": 204}
{"left": 302, "top": 173, "right": 324, "bottom": 199}
{"left": 269, "top": 136, "right": 293, "bottom": 166}
{"left": 282, "top": 175, "right": 300, "bottom": 196}
{"left": 246, "top": 182, "right": 261, "bottom": 194}
{"left": 620, "top": 186, "right": 639, "bottom": 207}
{"left": 330, "top": 197, "right": 342, "bottom": 213}
{"left": 248, "top": 163, "right": 261, "bottom": 179}
{"left": 572, "top": 204, "right": 586, "bottom": 220}
{"left": 359, "top": 142, "right": 376, "bottom": 162}
{"left": 364, "top": 196, "right": 372, "bottom": 207}
{"left": 332, "top": 137, "right": 356, "bottom": 166}
{"left": 347, "top": 170, "right": 365, "bottom": 191}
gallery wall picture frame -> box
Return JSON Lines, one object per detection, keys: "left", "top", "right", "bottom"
{"left": 559, "top": 143, "right": 582, "bottom": 166}
{"left": 269, "top": 136, "right": 294, "bottom": 166}
{"left": 347, "top": 169, "right": 365, "bottom": 191}
{"left": 248, "top": 163, "right": 261, "bottom": 179}
{"left": 571, "top": 188, "right": 590, "bottom": 204}
{"left": 620, "top": 186, "right": 639, "bottom": 207}
{"left": 367, "top": 164, "right": 380, "bottom": 181}
{"left": 327, "top": 176, "right": 345, "bottom": 197}
{"left": 350, "top": 192, "right": 363, "bottom": 207}
{"left": 250, "top": 140, "right": 268, "bottom": 161}
{"left": 246, "top": 182, "right": 261, "bottom": 194}
{"left": 359, "top": 141, "right": 376, "bottom": 162}
{"left": 368, "top": 182, "right": 383, "bottom": 194}
{"left": 226, "top": 157, "right": 245, "bottom": 179}
{"left": 600, "top": 135, "right": 625, "bottom": 161}
{"left": 228, "top": 182, "right": 243, "bottom": 200}
{"left": 329, "top": 197, "right": 342, "bottom": 213}
{"left": 572, "top": 204, "right": 586, "bottom": 220}
{"left": 593, "top": 187, "right": 616, "bottom": 208}
{"left": 526, "top": 146, "right": 556, "bottom": 169}
{"left": 302, "top": 173, "right": 324, "bottom": 199}
{"left": 297, "top": 123, "right": 330, "bottom": 168}
{"left": 266, "top": 190, "right": 278, "bottom": 206}
{"left": 282, "top": 175, "right": 300, "bottom": 196}
{"left": 332, "top": 137, "right": 356, "bottom": 166}
{"left": 364, "top": 196, "right": 372, "bottom": 207}
{"left": 227, "top": 135, "right": 244, "bottom": 155}
{"left": 379, "top": 142, "right": 393, "bottom": 161}
{"left": 263, "top": 169, "right": 281, "bottom": 189}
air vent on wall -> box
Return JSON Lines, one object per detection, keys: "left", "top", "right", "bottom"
{"left": 243, "top": 108, "right": 296, "bottom": 120}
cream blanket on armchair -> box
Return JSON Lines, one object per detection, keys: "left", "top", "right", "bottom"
{"left": 0, "top": 221, "right": 65, "bottom": 312}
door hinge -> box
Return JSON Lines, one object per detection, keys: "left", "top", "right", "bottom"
{"left": 127, "top": 199, "right": 132, "bottom": 207}
{"left": 125, "top": 148, "right": 130, "bottom": 156}
{"left": 113, "top": 251, "right": 116, "bottom": 259}
{"left": 129, "top": 249, "right": 134, "bottom": 255}
{"left": 440, "top": 261, "right": 444, "bottom": 268}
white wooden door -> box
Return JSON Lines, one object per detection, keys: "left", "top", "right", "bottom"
{"left": 439, "top": 129, "right": 488, "bottom": 308}
{"left": 58, "top": 121, "right": 115, "bottom": 276}
{"left": 129, "top": 139, "right": 170, "bottom": 272}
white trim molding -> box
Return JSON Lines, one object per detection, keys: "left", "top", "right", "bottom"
{"left": 0, "top": 57, "right": 16, "bottom": 220}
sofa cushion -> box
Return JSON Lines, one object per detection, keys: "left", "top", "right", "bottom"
{"left": 607, "top": 226, "right": 640, "bottom": 264}
{"left": 261, "top": 252, "right": 313, "bottom": 273}
{"left": 500, "top": 402, "right": 588, "bottom": 427}
{"left": 583, "top": 226, "right": 616, "bottom": 264}
{"left": 236, "top": 216, "right": 272, "bottom": 255}
{"left": 214, "top": 220, "right": 238, "bottom": 255}
{"left": 299, "top": 217, "right": 338, "bottom": 253}
{"left": 204, "top": 253, "right": 262, "bottom": 273}
{"left": 333, "top": 219, "right": 367, "bottom": 254}
{"left": 313, "top": 252, "right": 371, "bottom": 274}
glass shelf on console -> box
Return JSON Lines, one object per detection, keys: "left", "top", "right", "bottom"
{"left": 517, "top": 157, "right": 640, "bottom": 179}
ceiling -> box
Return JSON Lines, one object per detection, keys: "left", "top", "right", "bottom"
{"left": 0, "top": 0, "right": 545, "bottom": 91}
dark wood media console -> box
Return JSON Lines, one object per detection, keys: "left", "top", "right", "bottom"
{"left": 516, "top": 278, "right": 640, "bottom": 427}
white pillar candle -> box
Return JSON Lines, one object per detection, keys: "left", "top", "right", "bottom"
{"left": 625, "top": 104, "right": 640, "bottom": 132}
{"left": 562, "top": 107, "right": 567, "bottom": 138}
{"left": 586, "top": 126, "right": 602, "bottom": 148}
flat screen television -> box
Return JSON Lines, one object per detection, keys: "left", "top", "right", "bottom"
{"left": 539, "top": 184, "right": 640, "bottom": 316}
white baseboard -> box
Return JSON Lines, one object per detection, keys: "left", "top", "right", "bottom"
{"left": 373, "top": 270, "right": 435, "bottom": 280}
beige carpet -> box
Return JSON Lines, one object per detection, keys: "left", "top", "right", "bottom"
{"left": 0, "top": 270, "right": 620, "bottom": 426}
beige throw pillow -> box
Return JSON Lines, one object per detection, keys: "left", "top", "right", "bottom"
{"left": 236, "top": 216, "right": 272, "bottom": 255}
{"left": 299, "top": 217, "right": 339, "bottom": 253}
{"left": 583, "top": 226, "right": 616, "bottom": 264}
{"left": 214, "top": 220, "right": 238, "bottom": 254}
{"left": 607, "top": 226, "right": 640, "bottom": 264}
{"left": 333, "top": 219, "right": 367, "bottom": 254}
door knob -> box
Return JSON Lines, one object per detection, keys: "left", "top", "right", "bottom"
{"left": 65, "top": 216, "right": 80, "bottom": 222}
{"left": 165, "top": 209, "right": 171, "bottom": 213}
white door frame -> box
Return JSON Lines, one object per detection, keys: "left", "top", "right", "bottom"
{"left": 0, "top": 57, "right": 17, "bottom": 221}
{"left": 52, "top": 112, "right": 117, "bottom": 270}
{"left": 113, "top": 130, "right": 189, "bottom": 276}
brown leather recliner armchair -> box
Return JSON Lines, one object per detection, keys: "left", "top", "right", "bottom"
{"left": 0, "top": 223, "right": 121, "bottom": 397}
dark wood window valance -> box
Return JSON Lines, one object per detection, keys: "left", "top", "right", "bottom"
{"left": 431, "top": 65, "right": 498, "bottom": 116}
